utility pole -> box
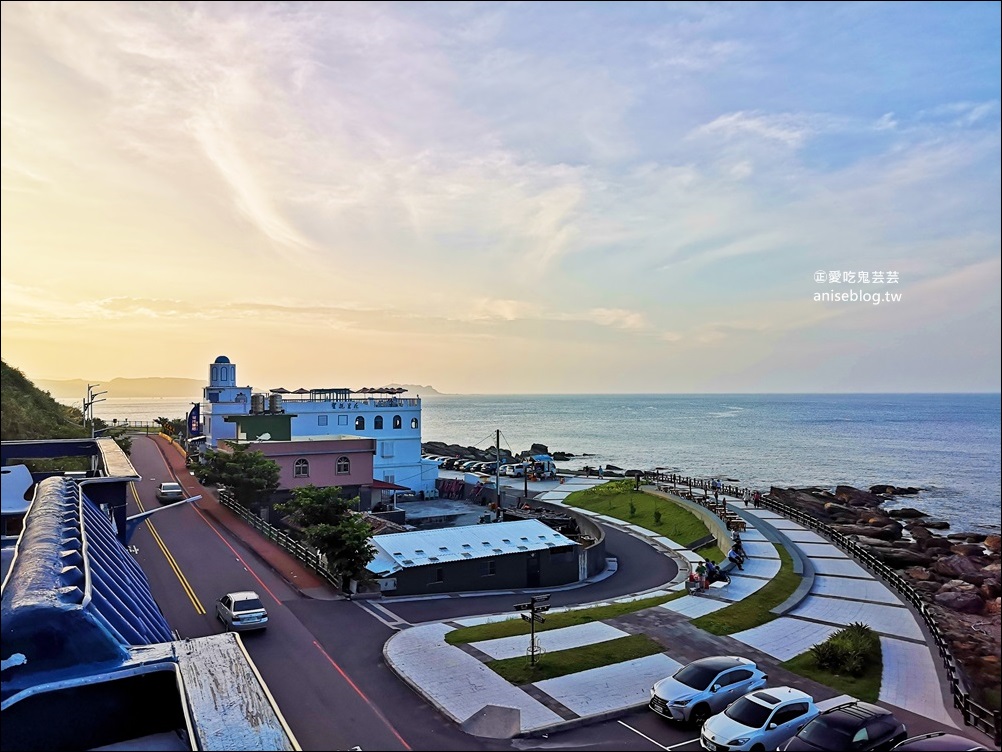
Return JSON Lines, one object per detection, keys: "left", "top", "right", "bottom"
{"left": 495, "top": 429, "right": 501, "bottom": 512}
{"left": 514, "top": 594, "right": 550, "bottom": 665}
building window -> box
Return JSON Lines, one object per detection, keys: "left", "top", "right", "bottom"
{"left": 433, "top": 567, "right": 444, "bottom": 584}
{"left": 393, "top": 415, "right": 402, "bottom": 429}
{"left": 336, "top": 456, "right": 350, "bottom": 475}
{"left": 355, "top": 416, "right": 365, "bottom": 430}
{"left": 294, "top": 459, "right": 310, "bottom": 478}
{"left": 338, "top": 414, "right": 348, "bottom": 426}
{"left": 381, "top": 441, "right": 394, "bottom": 458}
{"left": 411, "top": 417, "right": 419, "bottom": 429}
{"left": 481, "top": 560, "right": 496, "bottom": 577}
{"left": 374, "top": 415, "right": 384, "bottom": 430}
{"left": 318, "top": 415, "right": 328, "bottom": 426}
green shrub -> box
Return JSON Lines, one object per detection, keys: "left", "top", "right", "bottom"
{"left": 809, "top": 623, "right": 877, "bottom": 677}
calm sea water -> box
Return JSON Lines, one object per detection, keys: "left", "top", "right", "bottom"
{"left": 69, "top": 393, "right": 1001, "bottom": 534}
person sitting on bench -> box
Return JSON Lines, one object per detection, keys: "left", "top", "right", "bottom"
{"left": 732, "top": 532, "right": 745, "bottom": 559}
{"left": 705, "top": 559, "right": 726, "bottom": 586}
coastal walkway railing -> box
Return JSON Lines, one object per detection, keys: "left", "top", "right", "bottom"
{"left": 216, "top": 489, "right": 342, "bottom": 591}
{"left": 640, "top": 471, "right": 1001, "bottom": 746}
{"left": 644, "top": 472, "right": 747, "bottom": 532}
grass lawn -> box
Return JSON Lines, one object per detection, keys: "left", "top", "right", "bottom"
{"left": 487, "top": 634, "right": 664, "bottom": 685}
{"left": 445, "top": 592, "right": 685, "bottom": 644}
{"left": 565, "top": 479, "right": 723, "bottom": 560}
{"left": 782, "top": 635, "right": 882, "bottom": 702}
{"left": 690, "top": 544, "right": 800, "bottom": 634}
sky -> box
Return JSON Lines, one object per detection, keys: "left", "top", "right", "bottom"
{"left": 2, "top": 2, "right": 999, "bottom": 394}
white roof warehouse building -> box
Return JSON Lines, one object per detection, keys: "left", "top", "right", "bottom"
{"left": 367, "top": 519, "right": 581, "bottom": 596}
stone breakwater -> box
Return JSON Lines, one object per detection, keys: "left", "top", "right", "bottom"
{"left": 768, "top": 485, "right": 1001, "bottom": 707}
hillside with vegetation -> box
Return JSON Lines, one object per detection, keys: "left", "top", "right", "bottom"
{"left": 1, "top": 360, "right": 89, "bottom": 440}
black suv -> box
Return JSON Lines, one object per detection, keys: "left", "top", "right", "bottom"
{"left": 781, "top": 700, "right": 906, "bottom": 751}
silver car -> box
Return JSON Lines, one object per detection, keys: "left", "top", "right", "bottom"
{"left": 155, "top": 481, "right": 185, "bottom": 503}
{"left": 216, "top": 590, "right": 268, "bottom": 632}
{"left": 650, "top": 656, "right": 768, "bottom": 726}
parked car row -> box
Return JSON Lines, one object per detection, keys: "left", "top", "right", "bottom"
{"left": 649, "top": 655, "right": 986, "bottom": 752}
{"left": 422, "top": 455, "right": 512, "bottom": 474}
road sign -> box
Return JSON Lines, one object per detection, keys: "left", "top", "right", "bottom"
{"left": 521, "top": 613, "right": 532, "bottom": 622}
{"left": 531, "top": 594, "right": 551, "bottom": 603}
{"left": 534, "top": 604, "right": 550, "bottom": 613}
{"left": 514, "top": 602, "right": 533, "bottom": 611}
{"left": 532, "top": 614, "right": 546, "bottom": 623}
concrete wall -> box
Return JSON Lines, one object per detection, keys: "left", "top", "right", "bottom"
{"left": 388, "top": 545, "right": 579, "bottom": 597}
{"left": 502, "top": 499, "right": 608, "bottom": 579}
{"left": 653, "top": 489, "right": 732, "bottom": 551}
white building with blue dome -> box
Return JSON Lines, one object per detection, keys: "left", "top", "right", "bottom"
{"left": 199, "top": 355, "right": 438, "bottom": 496}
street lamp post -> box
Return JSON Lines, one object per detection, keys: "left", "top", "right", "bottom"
{"left": 83, "top": 384, "right": 108, "bottom": 438}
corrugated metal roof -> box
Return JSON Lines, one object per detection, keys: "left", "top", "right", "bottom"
{"left": 367, "top": 519, "right": 576, "bottom": 576}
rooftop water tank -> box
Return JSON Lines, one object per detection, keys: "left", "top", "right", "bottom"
{"left": 250, "top": 393, "right": 266, "bottom": 414}
{"left": 269, "top": 393, "right": 284, "bottom": 413}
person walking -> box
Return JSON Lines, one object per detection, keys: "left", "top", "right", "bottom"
{"left": 598, "top": 465, "right": 604, "bottom": 478}
{"left": 742, "top": 487, "right": 752, "bottom": 507}
{"left": 752, "top": 490, "right": 762, "bottom": 508}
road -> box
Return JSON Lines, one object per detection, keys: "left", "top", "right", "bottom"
{"left": 125, "top": 435, "right": 757, "bottom": 751}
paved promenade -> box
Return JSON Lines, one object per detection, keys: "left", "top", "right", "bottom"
{"left": 384, "top": 479, "right": 967, "bottom": 736}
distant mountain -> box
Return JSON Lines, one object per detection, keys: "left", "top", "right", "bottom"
{"left": 34, "top": 377, "right": 204, "bottom": 399}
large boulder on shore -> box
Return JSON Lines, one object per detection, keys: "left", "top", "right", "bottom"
{"left": 985, "top": 535, "right": 1002, "bottom": 554}
{"left": 871, "top": 548, "right": 933, "bottom": 567}
{"left": 833, "top": 523, "right": 900, "bottom": 541}
{"left": 835, "top": 485, "right": 885, "bottom": 507}
{"left": 933, "top": 554, "right": 985, "bottom": 578}
{"left": 888, "top": 507, "right": 927, "bottom": 519}
{"left": 934, "top": 591, "right": 985, "bottom": 614}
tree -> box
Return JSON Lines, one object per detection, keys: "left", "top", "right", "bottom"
{"left": 276, "top": 485, "right": 376, "bottom": 587}
{"left": 155, "top": 416, "right": 185, "bottom": 437}
{"left": 194, "top": 443, "right": 279, "bottom": 511}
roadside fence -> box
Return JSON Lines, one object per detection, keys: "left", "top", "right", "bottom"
{"left": 216, "top": 489, "right": 342, "bottom": 592}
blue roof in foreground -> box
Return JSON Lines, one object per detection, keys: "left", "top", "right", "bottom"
{"left": 2, "top": 476, "right": 173, "bottom": 686}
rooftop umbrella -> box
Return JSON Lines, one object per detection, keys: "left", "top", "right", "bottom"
{"left": 269, "top": 387, "right": 290, "bottom": 394}
{"left": 293, "top": 387, "right": 310, "bottom": 394}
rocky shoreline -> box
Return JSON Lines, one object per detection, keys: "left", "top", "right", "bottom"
{"left": 766, "top": 484, "right": 1001, "bottom": 709}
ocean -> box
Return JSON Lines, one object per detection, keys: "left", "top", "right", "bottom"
{"left": 66, "top": 393, "right": 1001, "bottom": 535}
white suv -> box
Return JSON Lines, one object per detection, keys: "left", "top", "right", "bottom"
{"left": 650, "top": 656, "right": 768, "bottom": 726}
{"left": 701, "top": 686, "right": 818, "bottom": 752}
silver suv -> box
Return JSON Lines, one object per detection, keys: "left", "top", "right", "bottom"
{"left": 650, "top": 655, "right": 768, "bottom": 726}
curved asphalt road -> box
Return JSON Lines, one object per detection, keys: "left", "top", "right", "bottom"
{"left": 127, "top": 436, "right": 686, "bottom": 751}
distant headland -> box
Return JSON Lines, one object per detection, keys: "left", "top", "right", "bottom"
{"left": 36, "top": 377, "right": 443, "bottom": 399}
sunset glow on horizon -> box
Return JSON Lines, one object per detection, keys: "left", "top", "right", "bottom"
{"left": 2, "top": 2, "right": 999, "bottom": 394}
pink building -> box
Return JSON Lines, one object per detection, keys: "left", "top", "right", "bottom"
{"left": 220, "top": 435, "right": 375, "bottom": 491}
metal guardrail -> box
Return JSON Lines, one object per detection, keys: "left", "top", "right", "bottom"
{"left": 643, "top": 469, "right": 999, "bottom": 747}
{"left": 216, "top": 489, "right": 341, "bottom": 591}
{"left": 751, "top": 493, "right": 1001, "bottom": 746}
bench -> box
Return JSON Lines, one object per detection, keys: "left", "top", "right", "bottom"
{"left": 726, "top": 517, "right": 747, "bottom": 532}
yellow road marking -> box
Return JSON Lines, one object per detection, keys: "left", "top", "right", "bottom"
{"left": 131, "top": 484, "right": 205, "bottom": 615}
